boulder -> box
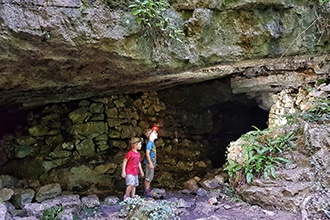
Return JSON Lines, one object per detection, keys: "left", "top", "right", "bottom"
{"left": 35, "top": 183, "right": 62, "bottom": 202}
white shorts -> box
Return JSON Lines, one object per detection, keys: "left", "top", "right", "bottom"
{"left": 125, "top": 174, "right": 139, "bottom": 187}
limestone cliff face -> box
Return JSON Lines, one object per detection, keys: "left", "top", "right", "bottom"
{"left": 0, "top": 0, "right": 329, "bottom": 107}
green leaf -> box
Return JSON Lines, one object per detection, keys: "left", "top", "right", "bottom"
{"left": 246, "top": 172, "right": 254, "bottom": 184}
{"left": 137, "top": 18, "right": 143, "bottom": 25}
{"left": 270, "top": 166, "right": 277, "bottom": 179}
{"left": 263, "top": 169, "right": 269, "bottom": 180}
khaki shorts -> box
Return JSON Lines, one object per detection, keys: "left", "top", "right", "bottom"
{"left": 145, "top": 164, "right": 154, "bottom": 182}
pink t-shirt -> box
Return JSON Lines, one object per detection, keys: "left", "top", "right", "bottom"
{"left": 125, "top": 150, "right": 141, "bottom": 175}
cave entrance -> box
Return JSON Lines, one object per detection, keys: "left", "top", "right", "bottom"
{"left": 0, "top": 106, "right": 29, "bottom": 174}
{"left": 205, "top": 101, "right": 269, "bottom": 168}
{"left": 0, "top": 106, "right": 29, "bottom": 139}
{"left": 158, "top": 78, "right": 270, "bottom": 169}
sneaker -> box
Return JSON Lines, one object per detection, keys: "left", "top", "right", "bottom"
{"left": 144, "top": 189, "right": 152, "bottom": 198}
{"left": 123, "top": 195, "right": 130, "bottom": 201}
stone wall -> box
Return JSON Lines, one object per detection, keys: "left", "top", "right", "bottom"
{"left": 269, "top": 83, "right": 330, "bottom": 128}
{"left": 1, "top": 92, "right": 212, "bottom": 193}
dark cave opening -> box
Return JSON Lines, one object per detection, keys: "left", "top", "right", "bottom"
{"left": 0, "top": 106, "right": 29, "bottom": 173}
{"left": 206, "top": 103, "right": 269, "bottom": 168}
{"left": 0, "top": 106, "right": 28, "bottom": 139}
{"left": 158, "top": 78, "right": 270, "bottom": 170}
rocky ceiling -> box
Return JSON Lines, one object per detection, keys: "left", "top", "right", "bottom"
{"left": 0, "top": 0, "right": 329, "bottom": 108}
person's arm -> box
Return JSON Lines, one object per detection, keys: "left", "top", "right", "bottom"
{"left": 146, "top": 149, "right": 154, "bottom": 169}
{"left": 138, "top": 162, "right": 144, "bottom": 177}
{"left": 121, "top": 158, "right": 128, "bottom": 178}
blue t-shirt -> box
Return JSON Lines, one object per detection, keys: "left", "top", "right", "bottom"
{"left": 144, "top": 141, "right": 156, "bottom": 165}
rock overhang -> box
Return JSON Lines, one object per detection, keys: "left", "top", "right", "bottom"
{"left": 0, "top": 55, "right": 327, "bottom": 109}
{"left": 0, "top": 0, "right": 329, "bottom": 108}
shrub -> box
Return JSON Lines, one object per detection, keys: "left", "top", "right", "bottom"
{"left": 120, "top": 195, "right": 179, "bottom": 220}
{"left": 129, "top": 0, "right": 185, "bottom": 42}
{"left": 286, "top": 96, "right": 330, "bottom": 123}
{"left": 224, "top": 127, "right": 296, "bottom": 185}
{"left": 302, "top": 97, "right": 330, "bottom": 122}
{"left": 42, "top": 205, "right": 63, "bottom": 220}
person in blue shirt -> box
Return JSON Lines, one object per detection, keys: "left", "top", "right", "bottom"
{"left": 144, "top": 126, "right": 158, "bottom": 197}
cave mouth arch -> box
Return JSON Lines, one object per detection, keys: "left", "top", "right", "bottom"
{"left": 0, "top": 77, "right": 270, "bottom": 192}
{"left": 158, "top": 78, "right": 270, "bottom": 169}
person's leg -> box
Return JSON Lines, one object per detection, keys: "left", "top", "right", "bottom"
{"left": 144, "top": 180, "right": 150, "bottom": 190}
{"left": 131, "top": 186, "right": 136, "bottom": 197}
{"left": 124, "top": 174, "right": 135, "bottom": 199}
{"left": 144, "top": 165, "right": 154, "bottom": 197}
{"left": 144, "top": 164, "right": 152, "bottom": 190}
{"left": 125, "top": 185, "right": 134, "bottom": 198}
{"left": 144, "top": 180, "right": 152, "bottom": 197}
{"left": 131, "top": 175, "right": 138, "bottom": 197}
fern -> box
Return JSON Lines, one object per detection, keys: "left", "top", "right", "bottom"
{"left": 225, "top": 128, "right": 295, "bottom": 185}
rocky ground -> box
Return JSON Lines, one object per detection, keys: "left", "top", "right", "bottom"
{"left": 74, "top": 189, "right": 302, "bottom": 220}
{"left": 1, "top": 178, "right": 303, "bottom": 220}
{"left": 0, "top": 176, "right": 306, "bottom": 220}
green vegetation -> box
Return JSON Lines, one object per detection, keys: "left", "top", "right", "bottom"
{"left": 319, "top": 0, "right": 330, "bottom": 5}
{"left": 286, "top": 96, "right": 330, "bottom": 123}
{"left": 129, "top": 0, "right": 185, "bottom": 42}
{"left": 42, "top": 205, "right": 63, "bottom": 220}
{"left": 224, "top": 127, "right": 296, "bottom": 185}
{"left": 129, "top": 0, "right": 169, "bottom": 27}
{"left": 101, "top": 0, "right": 185, "bottom": 42}
{"left": 302, "top": 98, "right": 330, "bottom": 122}
{"left": 73, "top": 207, "right": 99, "bottom": 220}
{"left": 120, "top": 195, "right": 179, "bottom": 220}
